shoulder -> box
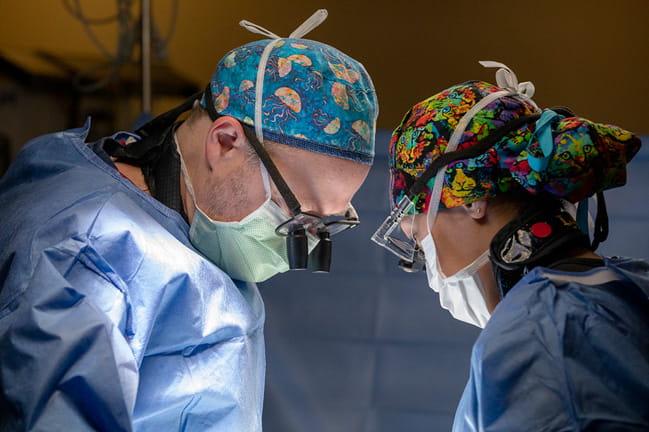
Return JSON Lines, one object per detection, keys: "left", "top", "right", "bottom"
{"left": 605, "top": 256, "right": 649, "bottom": 296}
{"left": 463, "top": 262, "right": 649, "bottom": 431}
{"left": 483, "top": 263, "right": 646, "bottom": 348}
{"left": 0, "top": 169, "right": 176, "bottom": 311}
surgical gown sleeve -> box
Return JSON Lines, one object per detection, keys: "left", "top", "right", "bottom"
{"left": 0, "top": 239, "right": 137, "bottom": 431}
{"left": 453, "top": 269, "right": 649, "bottom": 432}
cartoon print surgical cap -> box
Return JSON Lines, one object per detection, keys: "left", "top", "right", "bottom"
{"left": 389, "top": 65, "right": 641, "bottom": 213}
{"left": 201, "top": 10, "right": 378, "bottom": 165}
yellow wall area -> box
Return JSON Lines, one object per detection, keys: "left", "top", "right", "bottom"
{"left": 1, "top": 0, "right": 648, "bottom": 133}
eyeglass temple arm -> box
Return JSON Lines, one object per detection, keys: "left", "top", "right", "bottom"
{"left": 371, "top": 196, "right": 413, "bottom": 244}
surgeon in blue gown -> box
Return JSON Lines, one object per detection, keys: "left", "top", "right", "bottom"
{"left": 373, "top": 62, "right": 649, "bottom": 431}
{"left": 0, "top": 10, "right": 378, "bottom": 432}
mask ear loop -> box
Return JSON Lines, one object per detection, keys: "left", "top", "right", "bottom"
{"left": 175, "top": 129, "right": 275, "bottom": 225}
{"left": 258, "top": 160, "right": 272, "bottom": 201}
{"left": 174, "top": 132, "right": 197, "bottom": 206}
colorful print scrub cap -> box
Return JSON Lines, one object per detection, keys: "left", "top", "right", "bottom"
{"left": 389, "top": 62, "right": 641, "bottom": 213}
{"left": 201, "top": 10, "right": 378, "bottom": 165}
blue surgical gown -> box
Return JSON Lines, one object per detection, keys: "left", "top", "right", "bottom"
{"left": 453, "top": 257, "right": 649, "bottom": 431}
{"left": 0, "top": 121, "right": 266, "bottom": 431}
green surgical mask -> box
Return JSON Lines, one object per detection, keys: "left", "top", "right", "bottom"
{"left": 176, "top": 134, "right": 316, "bottom": 282}
{"left": 189, "top": 198, "right": 291, "bottom": 283}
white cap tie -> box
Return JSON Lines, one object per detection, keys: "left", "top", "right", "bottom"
{"left": 237, "top": 9, "right": 330, "bottom": 144}
{"left": 238, "top": 21, "right": 281, "bottom": 39}
{"left": 239, "top": 9, "right": 328, "bottom": 40}
{"left": 479, "top": 60, "right": 538, "bottom": 108}
{"left": 289, "top": 9, "right": 328, "bottom": 39}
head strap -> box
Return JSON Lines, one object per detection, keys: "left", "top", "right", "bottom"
{"left": 407, "top": 113, "right": 542, "bottom": 199}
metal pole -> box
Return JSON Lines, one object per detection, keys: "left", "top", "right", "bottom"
{"left": 141, "top": 0, "right": 152, "bottom": 114}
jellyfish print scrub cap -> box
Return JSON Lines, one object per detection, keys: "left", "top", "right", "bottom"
{"left": 201, "top": 9, "right": 378, "bottom": 165}
{"left": 389, "top": 61, "right": 642, "bottom": 214}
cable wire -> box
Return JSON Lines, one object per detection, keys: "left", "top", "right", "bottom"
{"left": 62, "top": 0, "right": 178, "bottom": 92}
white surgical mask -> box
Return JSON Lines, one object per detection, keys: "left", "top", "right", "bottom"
{"left": 420, "top": 233, "right": 492, "bottom": 328}
{"left": 176, "top": 135, "right": 317, "bottom": 282}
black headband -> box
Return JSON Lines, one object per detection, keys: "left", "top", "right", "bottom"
{"left": 406, "top": 113, "right": 542, "bottom": 199}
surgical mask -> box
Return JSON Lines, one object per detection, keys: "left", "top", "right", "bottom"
{"left": 176, "top": 135, "right": 317, "bottom": 282}
{"left": 420, "top": 234, "right": 492, "bottom": 328}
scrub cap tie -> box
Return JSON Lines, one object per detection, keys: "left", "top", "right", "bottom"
{"left": 201, "top": 9, "right": 378, "bottom": 165}
{"left": 240, "top": 9, "right": 328, "bottom": 147}
{"left": 389, "top": 61, "right": 641, "bottom": 214}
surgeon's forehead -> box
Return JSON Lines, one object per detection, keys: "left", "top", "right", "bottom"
{"left": 264, "top": 145, "right": 368, "bottom": 217}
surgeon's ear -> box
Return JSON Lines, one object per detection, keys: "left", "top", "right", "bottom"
{"left": 204, "top": 116, "right": 249, "bottom": 169}
{"left": 463, "top": 200, "right": 488, "bottom": 220}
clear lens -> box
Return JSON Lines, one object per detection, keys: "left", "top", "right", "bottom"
{"left": 275, "top": 203, "right": 360, "bottom": 237}
{"left": 323, "top": 219, "right": 359, "bottom": 236}
{"left": 371, "top": 196, "right": 419, "bottom": 262}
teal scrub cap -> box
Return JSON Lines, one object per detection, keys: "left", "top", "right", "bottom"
{"left": 201, "top": 10, "right": 378, "bottom": 165}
